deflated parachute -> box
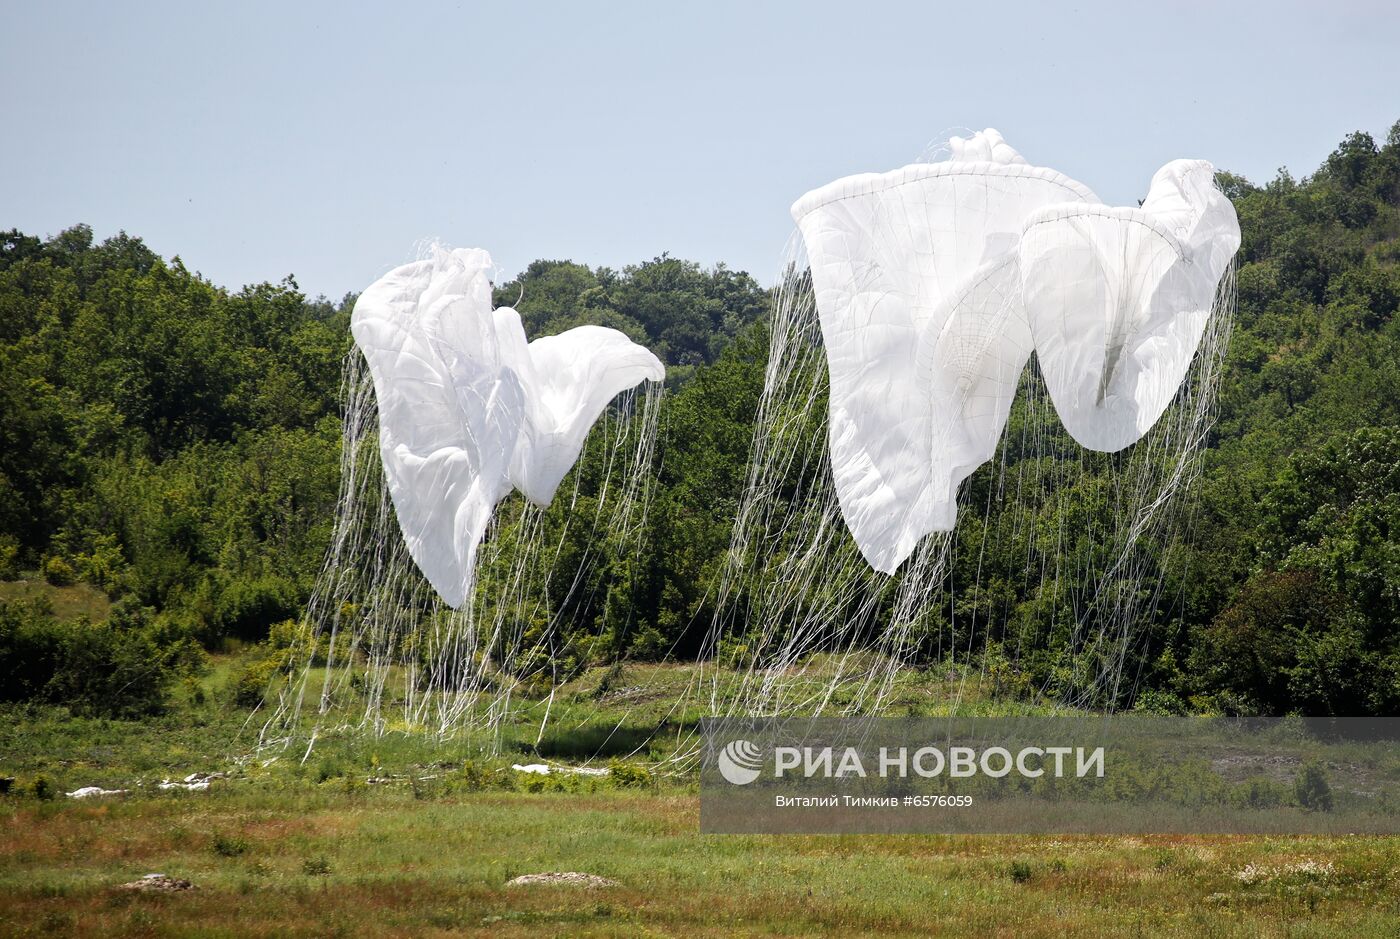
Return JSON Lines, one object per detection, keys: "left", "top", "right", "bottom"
{"left": 791, "top": 130, "right": 1098, "bottom": 573}
{"left": 1021, "top": 159, "right": 1241, "bottom": 451}
{"left": 351, "top": 247, "right": 665, "bottom": 607}
{"left": 793, "top": 129, "right": 1240, "bottom": 573}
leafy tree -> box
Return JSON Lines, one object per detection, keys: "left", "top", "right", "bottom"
{"left": 2, "top": 121, "right": 1400, "bottom": 716}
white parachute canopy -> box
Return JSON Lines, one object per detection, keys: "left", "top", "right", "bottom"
{"left": 792, "top": 129, "right": 1241, "bottom": 574}
{"left": 1021, "top": 159, "right": 1241, "bottom": 450}
{"left": 351, "top": 247, "right": 665, "bottom": 608}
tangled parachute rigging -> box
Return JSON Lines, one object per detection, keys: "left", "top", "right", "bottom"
{"left": 792, "top": 129, "right": 1240, "bottom": 573}
{"left": 263, "top": 127, "right": 1240, "bottom": 755}
{"left": 262, "top": 246, "right": 666, "bottom": 744}
{"left": 350, "top": 247, "right": 665, "bottom": 607}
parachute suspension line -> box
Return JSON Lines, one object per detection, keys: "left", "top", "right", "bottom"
{"left": 258, "top": 139, "right": 1238, "bottom": 769}
{"left": 679, "top": 237, "right": 1235, "bottom": 765}
{"left": 256, "top": 351, "right": 665, "bottom": 757}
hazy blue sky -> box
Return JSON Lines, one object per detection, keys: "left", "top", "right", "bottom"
{"left": 5, "top": 1, "right": 1399, "bottom": 300}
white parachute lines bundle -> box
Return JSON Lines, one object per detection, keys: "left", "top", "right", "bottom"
{"left": 693, "top": 128, "right": 1240, "bottom": 732}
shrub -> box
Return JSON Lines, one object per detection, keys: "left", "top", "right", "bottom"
{"left": 41, "top": 556, "right": 75, "bottom": 587}
{"left": 1132, "top": 689, "right": 1188, "bottom": 716}
{"left": 454, "top": 760, "right": 489, "bottom": 793}
{"left": 73, "top": 534, "right": 128, "bottom": 596}
{"left": 1190, "top": 572, "right": 1373, "bottom": 713}
{"left": 212, "top": 833, "right": 250, "bottom": 857}
{"left": 215, "top": 575, "right": 301, "bottom": 643}
{"left": 1008, "top": 860, "right": 1033, "bottom": 883}
{"left": 43, "top": 600, "right": 182, "bottom": 718}
{"left": 982, "top": 642, "right": 1031, "bottom": 701}
{"left": 30, "top": 775, "right": 55, "bottom": 801}
{"left": 1286, "top": 622, "right": 1377, "bottom": 716}
{"left": 1234, "top": 778, "right": 1290, "bottom": 810}
{"left": 608, "top": 759, "right": 653, "bottom": 789}
{"left": 314, "top": 757, "right": 345, "bottom": 783}
{"left": 0, "top": 597, "right": 196, "bottom": 717}
{"left": 626, "top": 626, "right": 670, "bottom": 661}
{"left": 1295, "top": 762, "right": 1334, "bottom": 812}
{"left": 592, "top": 661, "right": 626, "bottom": 699}
{"left": 0, "top": 537, "right": 18, "bottom": 580}
{"left": 0, "top": 600, "right": 61, "bottom": 701}
{"left": 230, "top": 654, "right": 282, "bottom": 709}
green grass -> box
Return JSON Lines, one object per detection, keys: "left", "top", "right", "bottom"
{"left": 4, "top": 659, "right": 1400, "bottom": 936}
{"left": 3, "top": 784, "right": 1399, "bottom": 936}
{"left": 0, "top": 573, "right": 112, "bottom": 622}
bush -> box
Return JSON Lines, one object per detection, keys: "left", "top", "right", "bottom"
{"left": 1295, "top": 762, "right": 1334, "bottom": 812}
{"left": 608, "top": 759, "right": 653, "bottom": 789}
{"left": 0, "top": 597, "right": 197, "bottom": 717}
{"left": 0, "top": 537, "right": 18, "bottom": 580}
{"left": 1132, "top": 689, "right": 1188, "bottom": 716}
{"left": 230, "top": 654, "right": 283, "bottom": 709}
{"left": 454, "top": 760, "right": 489, "bottom": 792}
{"left": 982, "top": 643, "right": 1031, "bottom": 701}
{"left": 73, "top": 533, "right": 128, "bottom": 596}
{"left": 0, "top": 599, "right": 60, "bottom": 701}
{"left": 212, "top": 833, "right": 250, "bottom": 857}
{"left": 1286, "top": 622, "right": 1377, "bottom": 715}
{"left": 626, "top": 626, "right": 670, "bottom": 661}
{"left": 41, "top": 556, "right": 75, "bottom": 587}
{"left": 214, "top": 575, "right": 301, "bottom": 643}
{"left": 29, "top": 775, "right": 55, "bottom": 801}
{"left": 314, "top": 757, "right": 345, "bottom": 783}
{"left": 592, "top": 661, "right": 626, "bottom": 699}
{"left": 1190, "top": 572, "right": 1370, "bottom": 713}
{"left": 1233, "top": 777, "right": 1291, "bottom": 810}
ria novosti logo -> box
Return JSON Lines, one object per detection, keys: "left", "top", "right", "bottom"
{"left": 712, "top": 738, "right": 1107, "bottom": 785}
{"left": 717, "top": 739, "right": 763, "bottom": 785}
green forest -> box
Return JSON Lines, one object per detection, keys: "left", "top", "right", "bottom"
{"left": 3, "top": 124, "right": 1399, "bottom": 719}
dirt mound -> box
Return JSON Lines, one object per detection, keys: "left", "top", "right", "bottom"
{"left": 118, "top": 874, "right": 195, "bottom": 892}
{"left": 505, "top": 871, "right": 619, "bottom": 888}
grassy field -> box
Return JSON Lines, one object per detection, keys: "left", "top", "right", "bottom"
{"left": 4, "top": 660, "right": 1400, "bottom": 937}
{"left": 0, "top": 575, "right": 112, "bottom": 624}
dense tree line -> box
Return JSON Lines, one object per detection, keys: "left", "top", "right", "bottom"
{"left": 1177, "top": 125, "right": 1400, "bottom": 714}
{"left": 1, "top": 123, "right": 1397, "bottom": 716}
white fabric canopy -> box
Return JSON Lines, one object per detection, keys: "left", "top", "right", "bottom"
{"left": 351, "top": 247, "right": 664, "bottom": 607}
{"left": 793, "top": 130, "right": 1240, "bottom": 573}
{"left": 1021, "top": 159, "right": 1241, "bottom": 451}
{"left": 792, "top": 130, "right": 1099, "bottom": 572}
